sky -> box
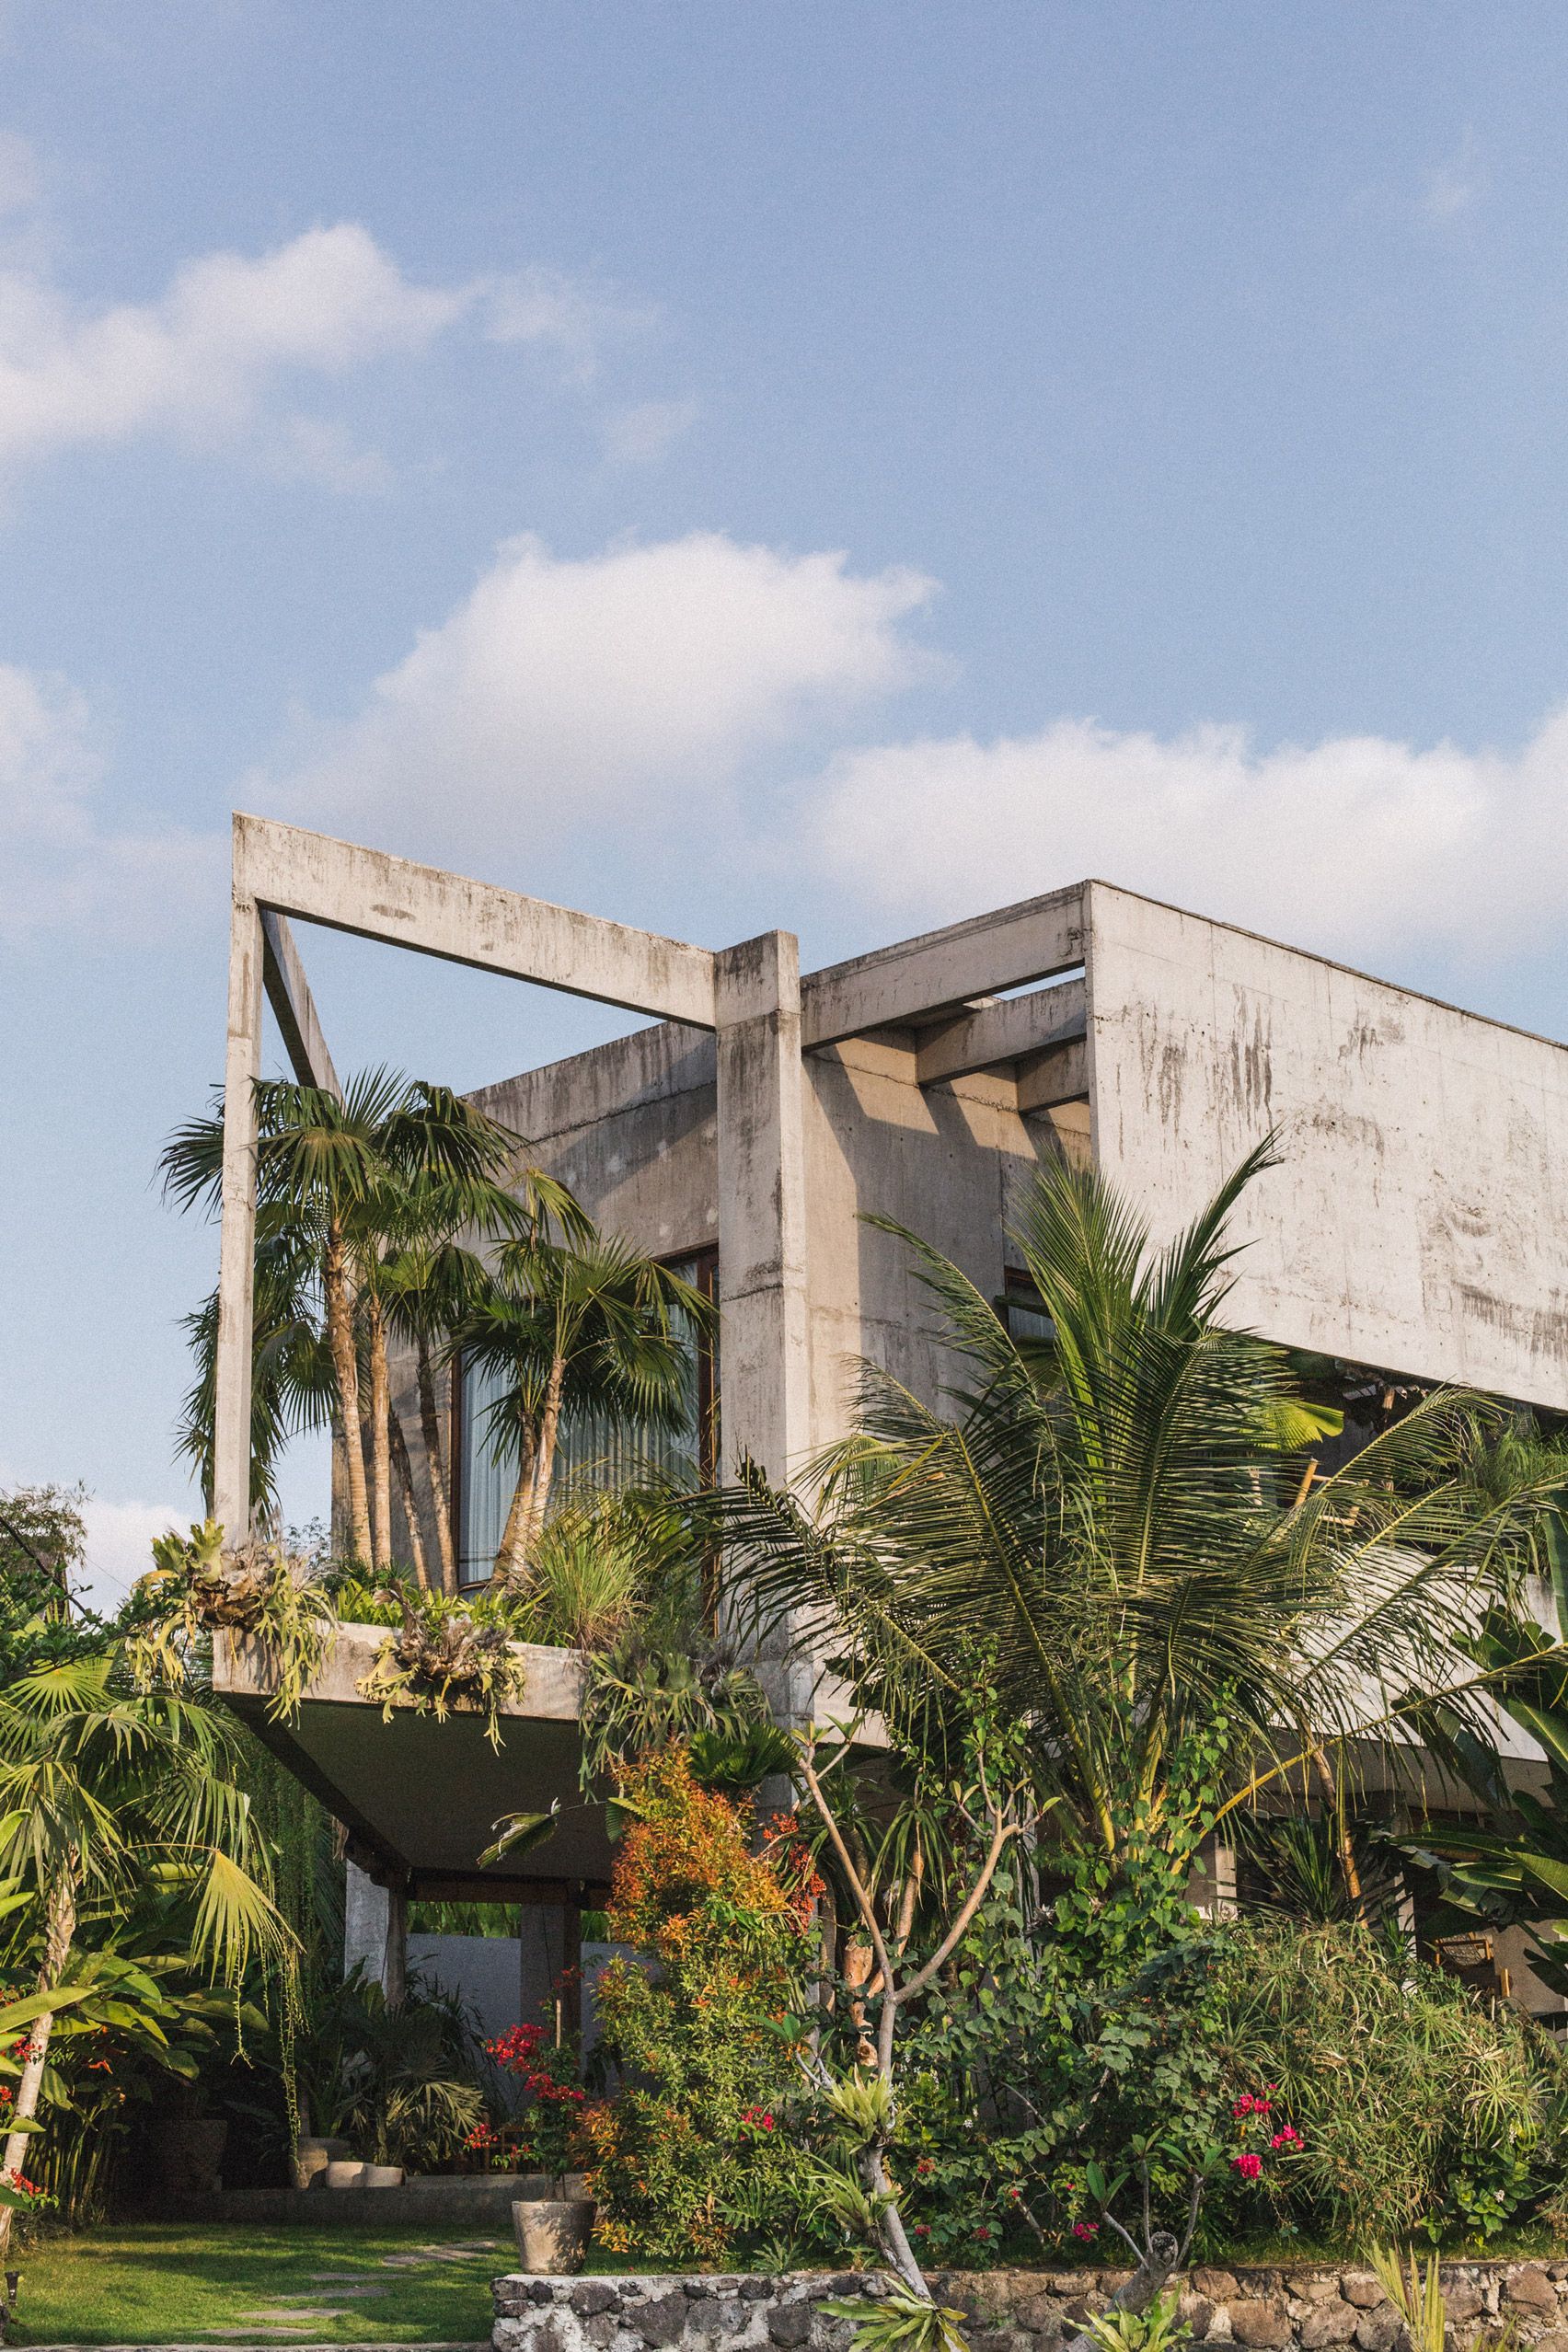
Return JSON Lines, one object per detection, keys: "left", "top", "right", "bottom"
{"left": 3, "top": 1, "right": 1567, "bottom": 1605}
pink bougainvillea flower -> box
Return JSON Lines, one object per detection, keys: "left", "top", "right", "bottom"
{"left": 1233, "top": 2151, "right": 1262, "bottom": 2181}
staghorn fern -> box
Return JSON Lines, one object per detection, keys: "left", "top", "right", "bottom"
{"left": 125, "top": 1520, "right": 339, "bottom": 1724}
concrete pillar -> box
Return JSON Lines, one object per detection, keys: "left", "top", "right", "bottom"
{"left": 213, "top": 869, "right": 264, "bottom": 1546}
{"left": 343, "top": 1860, "right": 409, "bottom": 2003}
{"left": 714, "top": 930, "right": 812, "bottom": 1721}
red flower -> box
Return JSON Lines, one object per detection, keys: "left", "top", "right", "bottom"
{"left": 1233, "top": 2151, "right": 1262, "bottom": 2181}
{"left": 1270, "top": 2127, "right": 1301, "bottom": 2149}
{"left": 1072, "top": 2221, "right": 1099, "bottom": 2242}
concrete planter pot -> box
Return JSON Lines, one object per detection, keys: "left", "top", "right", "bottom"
{"left": 324, "top": 2159, "right": 405, "bottom": 2189}
{"left": 293, "top": 2136, "right": 351, "bottom": 2190}
{"left": 511, "top": 2197, "right": 594, "bottom": 2274}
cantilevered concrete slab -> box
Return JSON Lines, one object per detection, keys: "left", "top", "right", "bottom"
{"left": 218, "top": 1623, "right": 615, "bottom": 1897}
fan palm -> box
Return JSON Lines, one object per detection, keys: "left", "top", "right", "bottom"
{"left": 0, "top": 1654, "right": 293, "bottom": 2255}
{"left": 724, "top": 1143, "right": 1565, "bottom": 1888}
{"left": 455, "top": 1226, "right": 713, "bottom": 1583}
{"left": 176, "top": 1213, "right": 335, "bottom": 1519}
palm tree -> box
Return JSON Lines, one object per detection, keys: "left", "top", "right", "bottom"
{"left": 0, "top": 1655, "right": 292, "bottom": 2258}
{"left": 176, "top": 1213, "right": 335, "bottom": 1519}
{"left": 377, "top": 1169, "right": 590, "bottom": 1593}
{"left": 455, "top": 1226, "right": 713, "bottom": 1585}
{"left": 725, "top": 1144, "right": 1566, "bottom": 1896}
{"left": 162, "top": 1073, "right": 521, "bottom": 1566}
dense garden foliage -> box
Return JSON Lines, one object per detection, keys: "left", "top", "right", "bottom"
{"left": 6, "top": 1078, "right": 1568, "bottom": 2352}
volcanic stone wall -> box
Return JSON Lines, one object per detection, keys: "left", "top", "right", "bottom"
{"left": 492, "top": 2260, "right": 1568, "bottom": 2352}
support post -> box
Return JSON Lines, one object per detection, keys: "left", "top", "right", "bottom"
{"left": 714, "top": 930, "right": 812, "bottom": 1720}
{"left": 213, "top": 865, "right": 264, "bottom": 1544}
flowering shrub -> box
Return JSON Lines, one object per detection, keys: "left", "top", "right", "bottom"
{"left": 484, "top": 2013, "right": 588, "bottom": 2179}
{"left": 580, "top": 1745, "right": 817, "bottom": 2264}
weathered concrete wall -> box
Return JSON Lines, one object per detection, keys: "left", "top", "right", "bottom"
{"left": 1086, "top": 885, "right": 1568, "bottom": 1412}
{"left": 491, "top": 2261, "right": 1568, "bottom": 2352}
{"left": 802, "top": 1035, "right": 1053, "bottom": 1447}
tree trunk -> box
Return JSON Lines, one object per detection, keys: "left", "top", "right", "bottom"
{"left": 1311, "top": 1743, "right": 1366, "bottom": 1918}
{"left": 390, "top": 1412, "right": 430, "bottom": 1590}
{"left": 1060, "top": 2234, "right": 1180, "bottom": 2352}
{"left": 514, "top": 1355, "right": 566, "bottom": 1563}
{"left": 366, "top": 1293, "right": 393, "bottom": 1574}
{"left": 0, "top": 1873, "right": 76, "bottom": 2262}
{"left": 417, "top": 1338, "right": 457, "bottom": 1595}
{"left": 324, "top": 1227, "right": 372, "bottom": 1564}
{"left": 493, "top": 1412, "right": 538, "bottom": 1584}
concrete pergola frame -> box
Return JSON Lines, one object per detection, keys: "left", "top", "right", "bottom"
{"left": 214, "top": 813, "right": 1092, "bottom": 1544}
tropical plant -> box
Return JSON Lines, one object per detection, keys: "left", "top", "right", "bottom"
{"left": 578, "top": 1745, "right": 817, "bottom": 2264}
{"left": 455, "top": 1225, "right": 712, "bottom": 1582}
{"left": 123, "top": 1521, "right": 339, "bottom": 1724}
{"left": 1083, "top": 2290, "right": 1192, "bottom": 2352}
{"left": 1210, "top": 1914, "right": 1555, "bottom": 2244}
{"left": 294, "top": 1965, "right": 484, "bottom": 2170}
{"left": 162, "top": 1071, "right": 524, "bottom": 1568}
{"left": 175, "top": 1218, "right": 335, "bottom": 1523}
{"left": 1369, "top": 2245, "right": 1517, "bottom": 2352}
{"left": 1395, "top": 1475, "right": 1568, "bottom": 1997}
{"left": 356, "top": 1585, "right": 528, "bottom": 1750}
{"left": 0, "top": 1654, "right": 293, "bottom": 2257}
{"left": 725, "top": 1142, "right": 1568, "bottom": 1931}
{"left": 791, "top": 1693, "right": 1049, "bottom": 2323}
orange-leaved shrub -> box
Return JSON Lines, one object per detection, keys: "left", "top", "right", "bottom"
{"left": 581, "top": 1744, "right": 820, "bottom": 2263}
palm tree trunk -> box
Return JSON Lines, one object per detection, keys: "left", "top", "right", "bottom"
{"left": 0, "top": 1873, "right": 76, "bottom": 2262}
{"left": 324, "top": 1226, "right": 372, "bottom": 1564}
{"left": 493, "top": 1414, "right": 539, "bottom": 1584}
{"left": 416, "top": 1338, "right": 457, "bottom": 1595}
{"left": 367, "top": 1291, "right": 393, "bottom": 1573}
{"left": 1310, "top": 1742, "right": 1366, "bottom": 1917}
{"left": 517, "top": 1355, "right": 567, "bottom": 1560}
{"left": 390, "top": 1412, "right": 430, "bottom": 1590}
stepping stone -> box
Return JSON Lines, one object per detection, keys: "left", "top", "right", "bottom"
{"left": 295, "top": 2284, "right": 390, "bottom": 2298}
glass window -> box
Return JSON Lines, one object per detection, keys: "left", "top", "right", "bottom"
{"left": 454, "top": 1249, "right": 718, "bottom": 1589}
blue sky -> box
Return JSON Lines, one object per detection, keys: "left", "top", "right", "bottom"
{"left": 4, "top": 1, "right": 1566, "bottom": 1599}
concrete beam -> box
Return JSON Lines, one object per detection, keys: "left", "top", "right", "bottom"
{"left": 213, "top": 871, "right": 264, "bottom": 1545}
{"left": 236, "top": 813, "right": 717, "bottom": 1028}
{"left": 260, "top": 908, "right": 340, "bottom": 1098}
{"left": 1017, "top": 1037, "right": 1089, "bottom": 1113}
{"left": 801, "top": 883, "right": 1085, "bottom": 1047}
{"left": 916, "top": 978, "right": 1087, "bottom": 1088}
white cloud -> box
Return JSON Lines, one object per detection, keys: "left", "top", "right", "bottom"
{"left": 280, "top": 530, "right": 937, "bottom": 859}
{"left": 804, "top": 708, "right": 1568, "bottom": 968}
{"left": 0, "top": 222, "right": 635, "bottom": 480}
{"left": 0, "top": 661, "right": 216, "bottom": 940}
{"left": 78, "top": 1496, "right": 188, "bottom": 1612}
{"left": 602, "top": 397, "right": 699, "bottom": 467}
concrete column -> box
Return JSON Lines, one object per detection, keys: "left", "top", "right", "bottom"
{"left": 714, "top": 930, "right": 812, "bottom": 1721}
{"left": 343, "top": 1860, "right": 409, "bottom": 2003}
{"left": 213, "top": 873, "right": 264, "bottom": 1546}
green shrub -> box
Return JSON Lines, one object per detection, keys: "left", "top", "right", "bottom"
{"left": 1209, "top": 1916, "right": 1563, "bottom": 2246}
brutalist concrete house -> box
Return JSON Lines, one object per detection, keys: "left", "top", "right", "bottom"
{"left": 210, "top": 815, "right": 1568, "bottom": 2032}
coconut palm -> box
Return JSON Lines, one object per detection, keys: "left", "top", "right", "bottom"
{"left": 724, "top": 1143, "right": 1567, "bottom": 1891}
{"left": 162, "top": 1073, "right": 522, "bottom": 1565}
{"left": 0, "top": 1654, "right": 293, "bottom": 2257}
{"left": 455, "top": 1226, "right": 713, "bottom": 1584}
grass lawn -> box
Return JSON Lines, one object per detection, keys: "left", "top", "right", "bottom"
{"left": 6, "top": 2224, "right": 509, "bottom": 2346}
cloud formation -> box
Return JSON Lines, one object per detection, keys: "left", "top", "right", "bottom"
{"left": 805, "top": 708, "right": 1568, "bottom": 969}
{"left": 0, "top": 223, "right": 638, "bottom": 481}
{"left": 0, "top": 661, "right": 214, "bottom": 940}
{"left": 282, "top": 530, "right": 937, "bottom": 861}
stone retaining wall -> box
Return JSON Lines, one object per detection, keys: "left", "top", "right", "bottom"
{"left": 491, "top": 2260, "right": 1568, "bottom": 2352}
